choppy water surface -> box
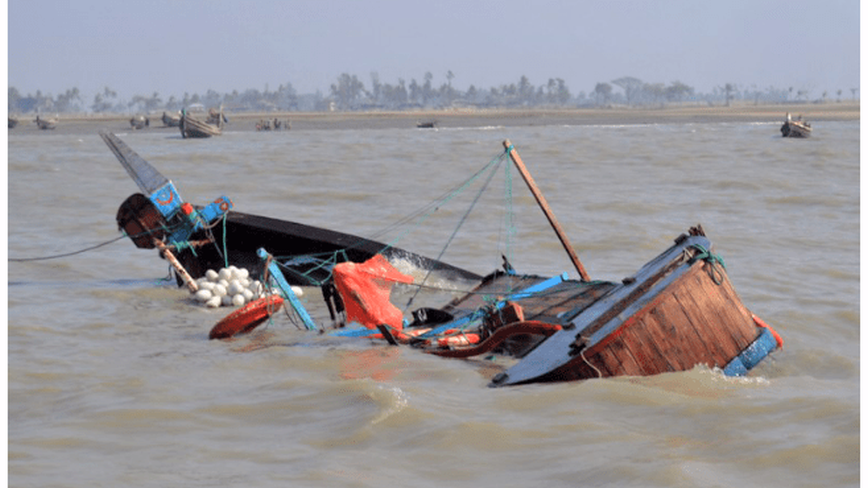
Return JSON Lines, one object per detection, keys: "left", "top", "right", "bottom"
{"left": 8, "top": 120, "right": 859, "bottom": 487}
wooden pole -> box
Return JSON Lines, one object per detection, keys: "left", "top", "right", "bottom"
{"left": 154, "top": 240, "right": 199, "bottom": 292}
{"left": 503, "top": 139, "right": 591, "bottom": 281}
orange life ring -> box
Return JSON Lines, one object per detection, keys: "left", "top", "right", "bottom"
{"left": 209, "top": 295, "right": 284, "bottom": 340}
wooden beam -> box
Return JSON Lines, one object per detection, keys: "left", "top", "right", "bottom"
{"left": 503, "top": 139, "right": 590, "bottom": 281}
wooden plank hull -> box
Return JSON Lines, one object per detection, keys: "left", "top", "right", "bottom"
{"left": 486, "top": 233, "right": 777, "bottom": 386}
{"left": 781, "top": 120, "right": 811, "bottom": 137}
{"left": 162, "top": 112, "right": 181, "bottom": 127}
{"left": 34, "top": 116, "right": 57, "bottom": 130}
{"left": 180, "top": 113, "right": 221, "bottom": 138}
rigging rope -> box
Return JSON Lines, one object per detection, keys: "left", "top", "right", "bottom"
{"left": 403, "top": 152, "right": 506, "bottom": 311}
{"left": 8, "top": 216, "right": 216, "bottom": 263}
{"left": 8, "top": 234, "right": 129, "bottom": 262}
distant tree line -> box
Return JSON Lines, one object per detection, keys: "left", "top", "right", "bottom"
{"left": 7, "top": 72, "right": 860, "bottom": 115}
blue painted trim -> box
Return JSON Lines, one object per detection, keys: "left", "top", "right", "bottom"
{"left": 330, "top": 272, "right": 571, "bottom": 340}
{"left": 416, "top": 272, "right": 570, "bottom": 339}
{"left": 722, "top": 328, "right": 778, "bottom": 376}
{"left": 198, "top": 196, "right": 233, "bottom": 228}
{"left": 148, "top": 181, "right": 183, "bottom": 218}
{"left": 330, "top": 326, "right": 379, "bottom": 338}
{"left": 257, "top": 248, "right": 318, "bottom": 331}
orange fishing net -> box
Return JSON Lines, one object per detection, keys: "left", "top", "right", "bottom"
{"left": 332, "top": 255, "right": 414, "bottom": 330}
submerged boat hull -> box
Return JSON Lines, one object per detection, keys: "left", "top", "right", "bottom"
{"left": 332, "top": 229, "right": 780, "bottom": 387}
{"left": 171, "top": 209, "right": 482, "bottom": 286}
{"left": 490, "top": 233, "right": 776, "bottom": 386}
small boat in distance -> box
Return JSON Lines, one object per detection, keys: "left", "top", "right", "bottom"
{"left": 34, "top": 115, "right": 57, "bottom": 130}
{"left": 781, "top": 112, "right": 812, "bottom": 138}
{"left": 8, "top": 116, "right": 18, "bottom": 128}
{"left": 416, "top": 121, "right": 437, "bottom": 129}
{"left": 161, "top": 111, "right": 181, "bottom": 127}
{"left": 130, "top": 114, "right": 150, "bottom": 130}
{"left": 179, "top": 106, "right": 224, "bottom": 138}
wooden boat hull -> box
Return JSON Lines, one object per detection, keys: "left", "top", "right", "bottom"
{"left": 130, "top": 115, "right": 149, "bottom": 130}
{"left": 332, "top": 230, "right": 779, "bottom": 387}
{"left": 101, "top": 131, "right": 478, "bottom": 286}
{"left": 180, "top": 113, "right": 221, "bottom": 138}
{"left": 490, "top": 233, "right": 776, "bottom": 386}
{"left": 35, "top": 117, "right": 57, "bottom": 130}
{"left": 170, "top": 210, "right": 482, "bottom": 286}
{"left": 162, "top": 112, "right": 181, "bottom": 127}
{"left": 781, "top": 120, "right": 811, "bottom": 138}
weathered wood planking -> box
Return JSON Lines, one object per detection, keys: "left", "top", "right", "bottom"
{"left": 581, "top": 261, "right": 759, "bottom": 379}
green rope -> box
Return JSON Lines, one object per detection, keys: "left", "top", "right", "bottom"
{"left": 368, "top": 151, "right": 508, "bottom": 255}
{"left": 403, "top": 155, "right": 507, "bottom": 310}
{"left": 688, "top": 244, "right": 726, "bottom": 285}
{"left": 170, "top": 240, "right": 198, "bottom": 257}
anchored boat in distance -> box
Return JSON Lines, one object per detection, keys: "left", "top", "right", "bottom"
{"left": 781, "top": 112, "right": 812, "bottom": 138}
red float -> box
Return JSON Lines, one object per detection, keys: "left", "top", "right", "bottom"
{"left": 209, "top": 295, "right": 284, "bottom": 340}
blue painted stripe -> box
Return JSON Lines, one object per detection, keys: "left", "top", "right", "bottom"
{"left": 416, "top": 272, "right": 569, "bottom": 339}
{"left": 723, "top": 328, "right": 778, "bottom": 376}
{"left": 330, "top": 326, "right": 379, "bottom": 338}
{"left": 331, "top": 272, "right": 571, "bottom": 340}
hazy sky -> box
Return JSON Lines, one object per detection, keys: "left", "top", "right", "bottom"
{"left": 7, "top": 0, "right": 861, "bottom": 103}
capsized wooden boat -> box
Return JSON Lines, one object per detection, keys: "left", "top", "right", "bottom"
{"left": 101, "top": 131, "right": 781, "bottom": 385}
{"left": 100, "top": 131, "right": 482, "bottom": 289}
{"left": 781, "top": 112, "right": 811, "bottom": 138}
{"left": 361, "top": 226, "right": 782, "bottom": 386}
{"left": 179, "top": 106, "right": 223, "bottom": 138}
{"left": 322, "top": 140, "right": 782, "bottom": 386}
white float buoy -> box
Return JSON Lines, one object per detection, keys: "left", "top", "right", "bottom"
{"left": 213, "top": 284, "right": 227, "bottom": 297}
{"left": 195, "top": 289, "right": 213, "bottom": 302}
{"left": 228, "top": 280, "right": 245, "bottom": 296}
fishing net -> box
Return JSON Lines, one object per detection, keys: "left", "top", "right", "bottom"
{"left": 332, "top": 255, "right": 414, "bottom": 330}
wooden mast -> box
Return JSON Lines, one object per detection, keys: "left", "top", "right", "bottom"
{"left": 503, "top": 139, "right": 591, "bottom": 282}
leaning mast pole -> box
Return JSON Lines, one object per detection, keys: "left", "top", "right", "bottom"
{"left": 503, "top": 139, "right": 591, "bottom": 281}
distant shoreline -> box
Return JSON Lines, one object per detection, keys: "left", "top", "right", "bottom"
{"left": 9, "top": 102, "right": 859, "bottom": 134}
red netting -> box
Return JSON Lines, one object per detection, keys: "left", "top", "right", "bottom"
{"left": 332, "top": 255, "right": 414, "bottom": 330}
